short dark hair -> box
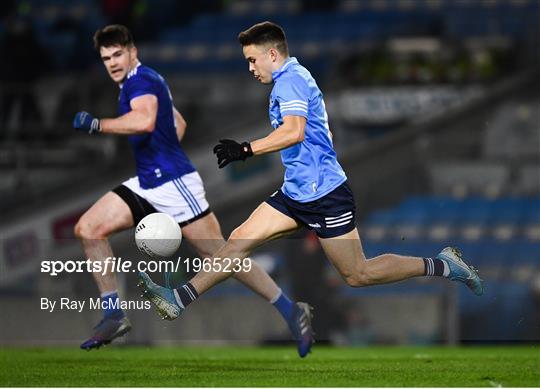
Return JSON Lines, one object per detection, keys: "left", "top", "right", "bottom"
{"left": 93, "top": 24, "right": 134, "bottom": 51}
{"left": 238, "top": 21, "right": 288, "bottom": 56}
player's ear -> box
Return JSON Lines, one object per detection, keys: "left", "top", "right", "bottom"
{"left": 269, "top": 47, "right": 278, "bottom": 62}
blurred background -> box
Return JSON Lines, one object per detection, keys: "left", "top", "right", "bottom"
{"left": 0, "top": 0, "right": 539, "bottom": 347}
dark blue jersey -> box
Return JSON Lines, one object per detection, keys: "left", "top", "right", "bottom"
{"left": 119, "top": 63, "right": 195, "bottom": 189}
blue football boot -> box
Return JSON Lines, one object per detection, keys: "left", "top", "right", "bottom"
{"left": 138, "top": 271, "right": 183, "bottom": 320}
{"left": 437, "top": 247, "right": 484, "bottom": 296}
{"left": 80, "top": 312, "right": 131, "bottom": 350}
{"left": 288, "top": 302, "right": 315, "bottom": 358}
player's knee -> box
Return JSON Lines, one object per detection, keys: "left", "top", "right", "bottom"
{"left": 228, "top": 226, "right": 248, "bottom": 242}
{"left": 343, "top": 270, "right": 372, "bottom": 287}
{"left": 227, "top": 227, "right": 252, "bottom": 252}
{"left": 74, "top": 218, "right": 87, "bottom": 240}
{"left": 74, "top": 217, "right": 109, "bottom": 240}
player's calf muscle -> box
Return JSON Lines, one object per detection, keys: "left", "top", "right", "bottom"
{"left": 343, "top": 273, "right": 371, "bottom": 287}
{"left": 337, "top": 262, "right": 372, "bottom": 287}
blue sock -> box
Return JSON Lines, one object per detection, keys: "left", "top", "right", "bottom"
{"left": 272, "top": 290, "right": 294, "bottom": 322}
{"left": 102, "top": 291, "right": 124, "bottom": 318}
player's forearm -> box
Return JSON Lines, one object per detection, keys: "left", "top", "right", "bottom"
{"left": 250, "top": 124, "right": 304, "bottom": 155}
{"left": 100, "top": 111, "right": 155, "bottom": 135}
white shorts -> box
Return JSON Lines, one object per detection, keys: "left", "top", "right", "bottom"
{"left": 122, "top": 171, "right": 210, "bottom": 224}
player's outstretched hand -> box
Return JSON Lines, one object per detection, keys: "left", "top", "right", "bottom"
{"left": 73, "top": 111, "right": 101, "bottom": 134}
{"left": 213, "top": 139, "right": 253, "bottom": 168}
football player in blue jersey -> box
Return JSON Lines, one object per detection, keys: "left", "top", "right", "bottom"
{"left": 72, "top": 25, "right": 313, "bottom": 355}
{"left": 139, "top": 21, "right": 483, "bottom": 351}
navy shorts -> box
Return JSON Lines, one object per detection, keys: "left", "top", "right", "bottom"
{"left": 265, "top": 181, "right": 356, "bottom": 238}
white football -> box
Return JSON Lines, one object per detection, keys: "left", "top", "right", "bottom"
{"left": 135, "top": 213, "right": 182, "bottom": 259}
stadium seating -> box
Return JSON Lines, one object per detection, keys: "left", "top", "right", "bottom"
{"left": 482, "top": 100, "right": 540, "bottom": 160}
{"left": 12, "top": 0, "right": 539, "bottom": 74}
{"left": 361, "top": 193, "right": 540, "bottom": 301}
{"left": 360, "top": 192, "right": 539, "bottom": 339}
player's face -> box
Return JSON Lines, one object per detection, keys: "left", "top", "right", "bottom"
{"left": 243, "top": 44, "right": 276, "bottom": 84}
{"left": 100, "top": 45, "right": 137, "bottom": 83}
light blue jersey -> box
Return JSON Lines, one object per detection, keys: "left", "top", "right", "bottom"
{"left": 269, "top": 57, "right": 346, "bottom": 202}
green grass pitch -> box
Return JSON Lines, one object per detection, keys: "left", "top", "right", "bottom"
{"left": 0, "top": 345, "right": 538, "bottom": 387}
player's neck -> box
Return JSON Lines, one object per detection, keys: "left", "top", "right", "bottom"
{"left": 128, "top": 59, "right": 141, "bottom": 73}
{"left": 272, "top": 56, "right": 289, "bottom": 73}
{"left": 117, "top": 60, "right": 141, "bottom": 86}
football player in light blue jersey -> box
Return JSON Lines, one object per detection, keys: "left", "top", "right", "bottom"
{"left": 266, "top": 57, "right": 346, "bottom": 202}
{"left": 139, "top": 22, "right": 483, "bottom": 349}
{"left": 72, "top": 25, "right": 313, "bottom": 355}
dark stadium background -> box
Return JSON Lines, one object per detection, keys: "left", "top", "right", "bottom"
{"left": 0, "top": 0, "right": 539, "bottom": 349}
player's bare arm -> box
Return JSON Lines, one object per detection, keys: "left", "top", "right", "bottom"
{"left": 250, "top": 115, "right": 306, "bottom": 155}
{"left": 100, "top": 94, "right": 158, "bottom": 134}
{"left": 213, "top": 116, "right": 306, "bottom": 168}
{"left": 73, "top": 94, "right": 158, "bottom": 135}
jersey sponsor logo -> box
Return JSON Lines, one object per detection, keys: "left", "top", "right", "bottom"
{"left": 308, "top": 223, "right": 321, "bottom": 228}
{"left": 155, "top": 168, "right": 162, "bottom": 178}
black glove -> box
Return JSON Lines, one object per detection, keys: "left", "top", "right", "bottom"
{"left": 213, "top": 139, "right": 253, "bottom": 168}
